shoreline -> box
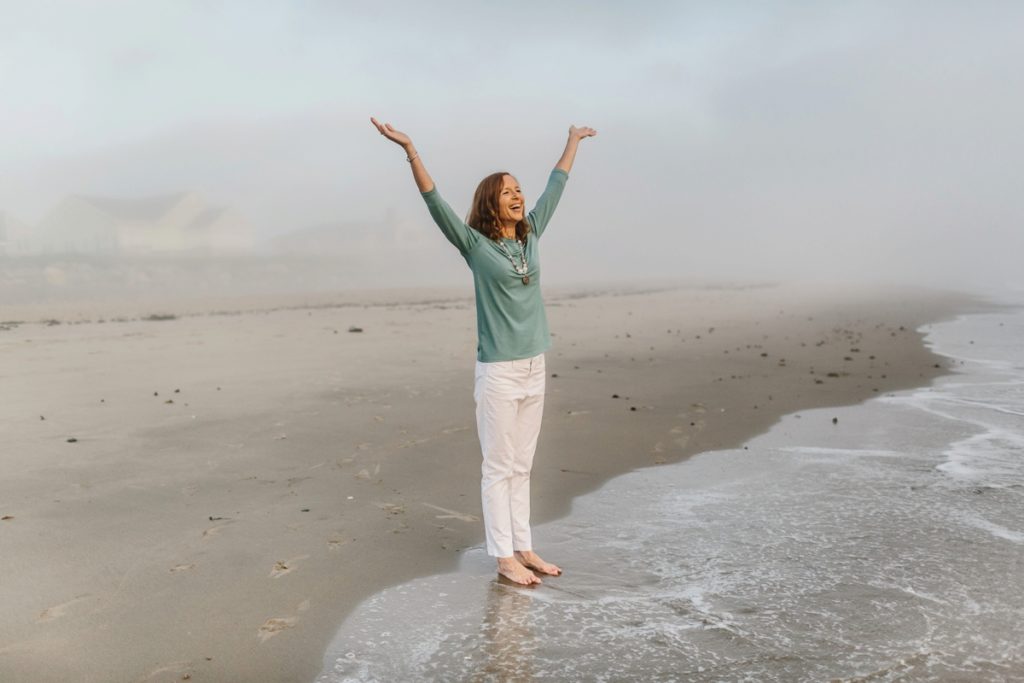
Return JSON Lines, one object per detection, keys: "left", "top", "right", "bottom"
{"left": 0, "top": 282, "right": 993, "bottom": 682}
{"left": 317, "top": 302, "right": 1024, "bottom": 681}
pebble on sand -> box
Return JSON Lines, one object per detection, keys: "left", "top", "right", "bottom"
{"left": 66, "top": 437, "right": 78, "bottom": 443}
{"left": 832, "top": 417, "right": 838, "bottom": 424}
{"left": 348, "top": 326, "right": 364, "bottom": 333}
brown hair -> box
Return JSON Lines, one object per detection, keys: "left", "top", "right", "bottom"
{"left": 466, "top": 171, "right": 531, "bottom": 242}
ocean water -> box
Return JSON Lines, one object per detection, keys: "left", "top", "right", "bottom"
{"left": 318, "top": 302, "right": 1024, "bottom": 682}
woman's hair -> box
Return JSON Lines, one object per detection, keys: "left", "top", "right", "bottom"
{"left": 467, "top": 171, "right": 531, "bottom": 242}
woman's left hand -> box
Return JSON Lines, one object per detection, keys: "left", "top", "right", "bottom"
{"left": 555, "top": 125, "right": 597, "bottom": 173}
{"left": 569, "top": 125, "right": 597, "bottom": 141}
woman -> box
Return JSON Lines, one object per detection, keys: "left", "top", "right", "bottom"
{"left": 371, "top": 116, "right": 597, "bottom": 585}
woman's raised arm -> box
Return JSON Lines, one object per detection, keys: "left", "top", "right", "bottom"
{"left": 372, "top": 116, "right": 479, "bottom": 254}
{"left": 370, "top": 117, "right": 434, "bottom": 193}
{"left": 554, "top": 125, "right": 598, "bottom": 174}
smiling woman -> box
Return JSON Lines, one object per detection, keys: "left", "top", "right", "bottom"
{"left": 467, "top": 172, "right": 529, "bottom": 244}
{"left": 370, "top": 116, "right": 596, "bottom": 586}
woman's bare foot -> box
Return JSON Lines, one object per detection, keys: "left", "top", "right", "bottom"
{"left": 497, "top": 556, "right": 542, "bottom": 586}
{"left": 514, "top": 550, "right": 562, "bottom": 576}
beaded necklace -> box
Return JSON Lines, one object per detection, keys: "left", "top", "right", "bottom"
{"left": 495, "top": 237, "right": 530, "bottom": 285}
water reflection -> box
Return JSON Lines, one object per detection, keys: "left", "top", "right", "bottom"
{"left": 469, "top": 580, "right": 537, "bottom": 682}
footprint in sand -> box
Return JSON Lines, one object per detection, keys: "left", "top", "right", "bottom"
{"left": 258, "top": 616, "right": 298, "bottom": 643}
{"left": 37, "top": 594, "right": 92, "bottom": 623}
{"left": 327, "top": 537, "right": 352, "bottom": 551}
{"left": 269, "top": 554, "right": 310, "bottom": 578}
{"left": 422, "top": 503, "right": 479, "bottom": 522}
{"left": 375, "top": 502, "right": 405, "bottom": 516}
{"left": 142, "top": 660, "right": 193, "bottom": 680}
{"left": 202, "top": 521, "right": 234, "bottom": 538}
{"left": 170, "top": 563, "right": 196, "bottom": 573}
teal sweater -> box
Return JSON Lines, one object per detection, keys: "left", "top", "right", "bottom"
{"left": 421, "top": 168, "right": 568, "bottom": 362}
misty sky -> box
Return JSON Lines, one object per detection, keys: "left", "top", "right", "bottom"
{"left": 2, "top": 1, "right": 1022, "bottom": 288}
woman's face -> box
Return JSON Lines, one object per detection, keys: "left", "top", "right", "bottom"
{"left": 497, "top": 174, "right": 524, "bottom": 225}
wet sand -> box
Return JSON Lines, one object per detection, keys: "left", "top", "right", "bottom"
{"left": 0, "top": 281, "right": 984, "bottom": 682}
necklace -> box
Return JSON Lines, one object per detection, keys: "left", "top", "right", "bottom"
{"left": 495, "top": 238, "right": 530, "bottom": 285}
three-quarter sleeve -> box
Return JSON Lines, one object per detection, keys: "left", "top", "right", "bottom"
{"left": 526, "top": 168, "right": 569, "bottom": 239}
{"left": 421, "top": 187, "right": 480, "bottom": 255}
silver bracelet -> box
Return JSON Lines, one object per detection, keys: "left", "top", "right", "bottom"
{"left": 406, "top": 152, "right": 419, "bottom": 163}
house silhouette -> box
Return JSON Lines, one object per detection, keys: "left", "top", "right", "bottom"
{"left": 30, "top": 192, "right": 254, "bottom": 254}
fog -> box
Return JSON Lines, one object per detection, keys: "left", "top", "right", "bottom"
{"left": 2, "top": 0, "right": 1022, "bottom": 303}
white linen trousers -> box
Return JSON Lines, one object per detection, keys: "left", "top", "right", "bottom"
{"left": 473, "top": 352, "right": 546, "bottom": 558}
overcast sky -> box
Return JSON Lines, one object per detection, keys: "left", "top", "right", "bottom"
{"left": 1, "top": 0, "right": 1022, "bottom": 289}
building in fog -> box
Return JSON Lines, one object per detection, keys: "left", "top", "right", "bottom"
{"left": 269, "top": 208, "right": 432, "bottom": 256}
{"left": 0, "top": 211, "right": 33, "bottom": 256}
{"left": 29, "top": 192, "right": 255, "bottom": 255}
{"left": 268, "top": 208, "right": 457, "bottom": 286}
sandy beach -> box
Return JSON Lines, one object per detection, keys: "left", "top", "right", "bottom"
{"left": 0, "top": 281, "right": 984, "bottom": 682}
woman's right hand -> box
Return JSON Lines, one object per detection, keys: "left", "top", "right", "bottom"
{"left": 370, "top": 117, "right": 412, "bottom": 149}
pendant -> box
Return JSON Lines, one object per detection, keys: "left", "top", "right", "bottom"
{"left": 522, "top": 275, "right": 530, "bottom": 285}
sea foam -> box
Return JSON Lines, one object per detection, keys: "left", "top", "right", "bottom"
{"left": 319, "top": 302, "right": 1024, "bottom": 682}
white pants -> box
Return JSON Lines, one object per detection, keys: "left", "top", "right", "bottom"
{"left": 473, "top": 353, "right": 546, "bottom": 558}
